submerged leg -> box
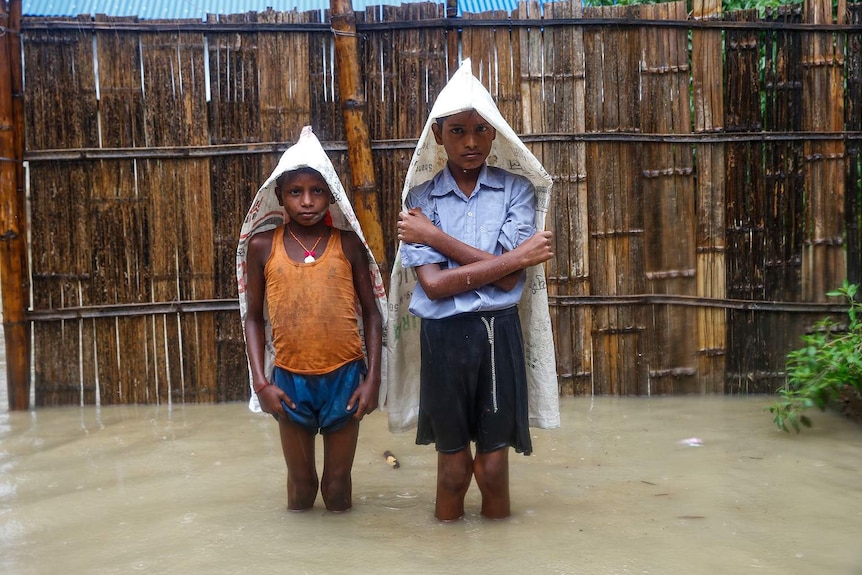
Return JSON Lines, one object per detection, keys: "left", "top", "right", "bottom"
{"left": 435, "top": 448, "right": 474, "bottom": 521}
{"left": 321, "top": 418, "right": 359, "bottom": 512}
{"left": 278, "top": 418, "right": 318, "bottom": 511}
{"left": 474, "top": 447, "right": 510, "bottom": 519}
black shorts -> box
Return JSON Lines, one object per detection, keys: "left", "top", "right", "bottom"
{"left": 416, "top": 306, "right": 532, "bottom": 456}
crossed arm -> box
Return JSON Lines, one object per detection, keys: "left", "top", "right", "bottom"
{"left": 398, "top": 207, "right": 553, "bottom": 300}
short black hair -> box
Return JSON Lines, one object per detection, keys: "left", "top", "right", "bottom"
{"left": 274, "top": 166, "right": 327, "bottom": 192}
{"left": 435, "top": 109, "right": 486, "bottom": 131}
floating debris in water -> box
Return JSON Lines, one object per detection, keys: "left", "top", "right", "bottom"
{"left": 383, "top": 450, "right": 400, "bottom": 468}
{"left": 678, "top": 437, "right": 703, "bottom": 447}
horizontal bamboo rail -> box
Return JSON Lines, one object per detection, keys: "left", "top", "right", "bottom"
{"left": 20, "top": 17, "right": 862, "bottom": 32}
{"left": 22, "top": 131, "right": 862, "bottom": 162}
{"left": 24, "top": 294, "right": 850, "bottom": 322}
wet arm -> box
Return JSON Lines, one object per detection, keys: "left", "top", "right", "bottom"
{"left": 345, "top": 233, "right": 383, "bottom": 417}
{"left": 416, "top": 230, "right": 553, "bottom": 300}
{"left": 244, "top": 234, "right": 293, "bottom": 414}
{"left": 244, "top": 236, "right": 270, "bottom": 391}
{"left": 398, "top": 208, "right": 522, "bottom": 291}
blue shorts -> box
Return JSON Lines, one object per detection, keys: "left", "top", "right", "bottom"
{"left": 272, "top": 360, "right": 365, "bottom": 435}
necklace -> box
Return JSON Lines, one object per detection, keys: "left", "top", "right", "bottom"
{"left": 287, "top": 224, "right": 327, "bottom": 263}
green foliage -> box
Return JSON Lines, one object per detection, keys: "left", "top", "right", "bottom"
{"left": 579, "top": 0, "right": 848, "bottom": 16}
{"left": 768, "top": 282, "right": 862, "bottom": 433}
{"left": 722, "top": 0, "right": 785, "bottom": 11}
{"left": 579, "top": 0, "right": 839, "bottom": 17}
{"left": 581, "top": 0, "right": 792, "bottom": 12}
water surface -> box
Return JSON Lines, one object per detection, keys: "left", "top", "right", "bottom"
{"left": 2, "top": 388, "right": 861, "bottom": 574}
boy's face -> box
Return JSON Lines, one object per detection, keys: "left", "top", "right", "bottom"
{"left": 432, "top": 110, "right": 496, "bottom": 173}
{"left": 275, "top": 170, "right": 333, "bottom": 226}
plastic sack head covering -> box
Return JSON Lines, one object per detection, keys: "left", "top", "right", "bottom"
{"left": 256, "top": 126, "right": 352, "bottom": 232}
{"left": 236, "top": 126, "right": 387, "bottom": 413}
{"left": 402, "top": 58, "right": 552, "bottom": 201}
{"left": 427, "top": 58, "right": 499, "bottom": 124}
{"left": 383, "top": 59, "right": 560, "bottom": 433}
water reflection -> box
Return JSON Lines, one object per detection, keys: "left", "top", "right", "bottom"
{"left": 1, "top": 393, "right": 861, "bottom": 574}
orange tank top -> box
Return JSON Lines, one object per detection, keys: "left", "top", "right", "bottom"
{"left": 265, "top": 226, "right": 364, "bottom": 374}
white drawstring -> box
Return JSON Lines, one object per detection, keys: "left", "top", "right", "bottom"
{"left": 480, "top": 316, "right": 498, "bottom": 413}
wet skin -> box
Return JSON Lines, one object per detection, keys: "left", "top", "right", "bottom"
{"left": 410, "top": 111, "right": 551, "bottom": 521}
{"left": 431, "top": 110, "right": 497, "bottom": 197}
{"left": 243, "top": 168, "right": 383, "bottom": 512}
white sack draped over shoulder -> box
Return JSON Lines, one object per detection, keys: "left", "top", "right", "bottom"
{"left": 383, "top": 59, "right": 560, "bottom": 433}
{"left": 236, "top": 126, "right": 388, "bottom": 413}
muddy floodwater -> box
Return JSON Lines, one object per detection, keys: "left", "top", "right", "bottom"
{"left": 2, "top": 337, "right": 862, "bottom": 574}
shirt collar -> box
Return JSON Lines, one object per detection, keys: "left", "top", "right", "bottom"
{"left": 431, "top": 164, "right": 505, "bottom": 198}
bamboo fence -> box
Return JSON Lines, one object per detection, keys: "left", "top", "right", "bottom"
{"left": 5, "top": 0, "right": 861, "bottom": 407}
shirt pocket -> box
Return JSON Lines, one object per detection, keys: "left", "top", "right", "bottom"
{"left": 476, "top": 192, "right": 509, "bottom": 250}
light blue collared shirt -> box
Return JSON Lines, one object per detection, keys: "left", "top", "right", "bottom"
{"left": 401, "top": 164, "right": 536, "bottom": 319}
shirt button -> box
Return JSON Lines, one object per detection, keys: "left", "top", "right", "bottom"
{"left": 467, "top": 212, "right": 473, "bottom": 217}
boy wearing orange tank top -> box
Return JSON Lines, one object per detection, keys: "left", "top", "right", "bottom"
{"left": 242, "top": 161, "right": 383, "bottom": 513}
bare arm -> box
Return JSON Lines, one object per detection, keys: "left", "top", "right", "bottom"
{"left": 243, "top": 231, "right": 293, "bottom": 417}
{"left": 398, "top": 207, "right": 523, "bottom": 291}
{"left": 416, "top": 230, "right": 553, "bottom": 300}
{"left": 342, "top": 232, "right": 383, "bottom": 419}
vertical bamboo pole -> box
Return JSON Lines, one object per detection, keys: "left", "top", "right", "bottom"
{"left": 8, "top": 0, "right": 26, "bottom": 404}
{"left": 801, "top": 0, "right": 846, "bottom": 301}
{"left": 446, "top": 0, "right": 459, "bottom": 76}
{"left": 691, "top": 0, "right": 726, "bottom": 393}
{"left": 8, "top": 0, "right": 21, "bottom": 282}
{"left": 330, "top": 0, "right": 388, "bottom": 282}
{"left": 0, "top": 0, "right": 30, "bottom": 410}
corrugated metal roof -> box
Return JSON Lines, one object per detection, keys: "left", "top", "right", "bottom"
{"left": 21, "top": 0, "right": 533, "bottom": 19}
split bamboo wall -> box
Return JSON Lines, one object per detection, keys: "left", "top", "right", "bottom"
{"left": 18, "top": 0, "right": 862, "bottom": 406}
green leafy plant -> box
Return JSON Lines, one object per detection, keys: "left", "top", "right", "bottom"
{"left": 768, "top": 281, "right": 862, "bottom": 432}
{"left": 582, "top": 0, "right": 789, "bottom": 12}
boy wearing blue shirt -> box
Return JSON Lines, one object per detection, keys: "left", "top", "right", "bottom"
{"left": 398, "top": 107, "right": 554, "bottom": 521}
